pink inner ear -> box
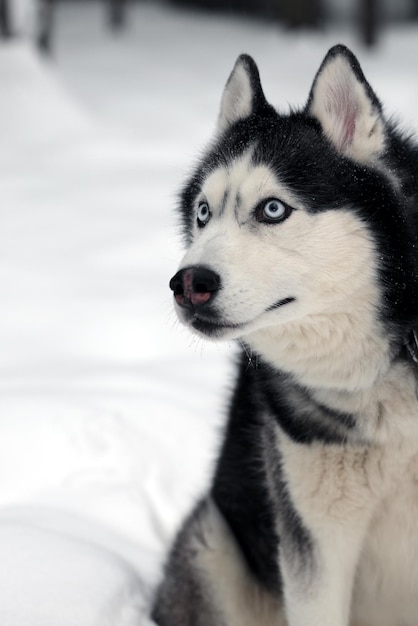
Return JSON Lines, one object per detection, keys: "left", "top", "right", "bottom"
{"left": 327, "top": 76, "right": 358, "bottom": 152}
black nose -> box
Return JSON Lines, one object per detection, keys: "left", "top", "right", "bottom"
{"left": 169, "top": 266, "right": 220, "bottom": 308}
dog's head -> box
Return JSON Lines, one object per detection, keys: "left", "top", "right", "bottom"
{"left": 170, "top": 46, "right": 418, "bottom": 389}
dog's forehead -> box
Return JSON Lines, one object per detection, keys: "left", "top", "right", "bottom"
{"left": 200, "top": 151, "right": 280, "bottom": 209}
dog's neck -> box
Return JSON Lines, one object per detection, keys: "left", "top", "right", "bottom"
{"left": 244, "top": 315, "right": 418, "bottom": 444}
{"left": 245, "top": 311, "right": 393, "bottom": 395}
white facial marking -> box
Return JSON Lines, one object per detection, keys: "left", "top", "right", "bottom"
{"left": 176, "top": 152, "right": 389, "bottom": 390}
{"left": 199, "top": 152, "right": 299, "bottom": 226}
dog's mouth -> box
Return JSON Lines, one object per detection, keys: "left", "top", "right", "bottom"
{"left": 187, "top": 297, "right": 296, "bottom": 338}
{"left": 190, "top": 316, "right": 243, "bottom": 337}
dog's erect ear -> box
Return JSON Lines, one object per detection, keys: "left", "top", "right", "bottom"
{"left": 217, "top": 54, "right": 267, "bottom": 134}
{"left": 306, "top": 45, "right": 386, "bottom": 163}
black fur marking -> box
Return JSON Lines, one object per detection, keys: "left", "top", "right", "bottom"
{"left": 219, "top": 188, "right": 230, "bottom": 216}
{"left": 266, "top": 297, "right": 296, "bottom": 312}
{"left": 211, "top": 351, "right": 321, "bottom": 593}
{"left": 233, "top": 191, "right": 242, "bottom": 222}
{"left": 257, "top": 362, "right": 357, "bottom": 445}
{"left": 261, "top": 415, "right": 316, "bottom": 584}
{"left": 211, "top": 353, "right": 283, "bottom": 593}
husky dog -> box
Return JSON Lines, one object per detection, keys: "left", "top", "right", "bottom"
{"left": 152, "top": 45, "right": 418, "bottom": 626}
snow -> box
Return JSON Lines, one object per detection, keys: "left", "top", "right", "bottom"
{"left": 1, "top": 1, "right": 418, "bottom": 623}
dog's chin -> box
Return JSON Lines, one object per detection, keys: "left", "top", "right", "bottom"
{"left": 188, "top": 315, "right": 245, "bottom": 341}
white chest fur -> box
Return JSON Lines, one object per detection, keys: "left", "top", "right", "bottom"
{"left": 274, "top": 364, "right": 418, "bottom": 626}
{"left": 352, "top": 465, "right": 418, "bottom": 626}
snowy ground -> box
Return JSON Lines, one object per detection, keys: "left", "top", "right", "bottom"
{"left": 2, "top": 1, "right": 418, "bottom": 623}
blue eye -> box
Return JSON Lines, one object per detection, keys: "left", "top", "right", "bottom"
{"left": 197, "top": 201, "right": 211, "bottom": 227}
{"left": 263, "top": 200, "right": 286, "bottom": 219}
{"left": 256, "top": 198, "right": 292, "bottom": 224}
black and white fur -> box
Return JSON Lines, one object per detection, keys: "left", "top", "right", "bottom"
{"left": 152, "top": 45, "right": 418, "bottom": 626}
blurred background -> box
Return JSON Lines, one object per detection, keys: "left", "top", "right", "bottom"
{"left": 1, "top": 1, "right": 418, "bottom": 625}
{"left": 2, "top": 0, "right": 418, "bottom": 50}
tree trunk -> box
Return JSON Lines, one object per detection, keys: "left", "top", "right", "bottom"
{"left": 108, "top": 0, "right": 127, "bottom": 30}
{"left": 38, "top": 0, "right": 54, "bottom": 53}
{"left": 360, "top": 0, "right": 378, "bottom": 47}
{"left": 0, "top": 0, "right": 12, "bottom": 38}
